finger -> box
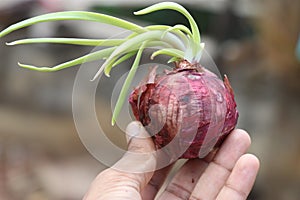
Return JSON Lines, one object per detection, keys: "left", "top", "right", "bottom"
{"left": 144, "top": 148, "right": 217, "bottom": 200}
{"left": 216, "top": 154, "right": 260, "bottom": 200}
{"left": 157, "top": 158, "right": 208, "bottom": 200}
{"left": 84, "top": 121, "right": 156, "bottom": 200}
{"left": 126, "top": 121, "right": 156, "bottom": 153}
{"left": 190, "top": 129, "right": 251, "bottom": 200}
{"left": 113, "top": 121, "right": 156, "bottom": 174}
{"left": 141, "top": 164, "right": 174, "bottom": 200}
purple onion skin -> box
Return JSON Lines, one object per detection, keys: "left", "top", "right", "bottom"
{"left": 129, "top": 60, "right": 238, "bottom": 159}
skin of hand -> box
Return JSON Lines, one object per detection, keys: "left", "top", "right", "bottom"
{"left": 84, "top": 121, "right": 260, "bottom": 200}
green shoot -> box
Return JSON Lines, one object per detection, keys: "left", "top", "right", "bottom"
{"left": 0, "top": 2, "right": 204, "bottom": 125}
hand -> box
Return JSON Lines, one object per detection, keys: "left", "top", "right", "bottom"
{"left": 84, "top": 121, "right": 259, "bottom": 200}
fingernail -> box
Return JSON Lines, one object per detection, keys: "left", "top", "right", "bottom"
{"left": 126, "top": 121, "right": 143, "bottom": 143}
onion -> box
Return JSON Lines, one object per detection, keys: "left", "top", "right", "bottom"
{"left": 129, "top": 60, "right": 238, "bottom": 159}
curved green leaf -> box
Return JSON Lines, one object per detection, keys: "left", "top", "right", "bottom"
{"left": 134, "top": 2, "right": 200, "bottom": 44}
{"left": 93, "top": 30, "right": 184, "bottom": 79}
{"left": 168, "top": 57, "right": 181, "bottom": 63}
{"left": 112, "top": 51, "right": 137, "bottom": 67}
{"left": 6, "top": 38, "right": 125, "bottom": 46}
{"left": 151, "top": 48, "right": 184, "bottom": 60}
{"left": 111, "top": 41, "right": 147, "bottom": 125}
{"left": 0, "top": 11, "right": 145, "bottom": 38}
{"left": 147, "top": 25, "right": 189, "bottom": 47}
{"left": 171, "top": 24, "right": 192, "bottom": 37}
{"left": 18, "top": 47, "right": 116, "bottom": 72}
{"left": 111, "top": 40, "right": 173, "bottom": 68}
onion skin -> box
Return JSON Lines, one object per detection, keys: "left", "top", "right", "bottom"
{"left": 129, "top": 60, "right": 238, "bottom": 159}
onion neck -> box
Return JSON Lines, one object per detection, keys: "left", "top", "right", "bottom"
{"left": 175, "top": 59, "right": 201, "bottom": 70}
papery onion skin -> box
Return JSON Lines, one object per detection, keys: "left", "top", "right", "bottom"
{"left": 129, "top": 60, "right": 238, "bottom": 159}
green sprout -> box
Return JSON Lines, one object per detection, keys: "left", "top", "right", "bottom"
{"left": 0, "top": 2, "right": 204, "bottom": 125}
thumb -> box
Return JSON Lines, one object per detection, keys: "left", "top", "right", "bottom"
{"left": 126, "top": 121, "right": 156, "bottom": 153}
{"left": 84, "top": 121, "right": 157, "bottom": 200}
{"left": 114, "top": 120, "right": 157, "bottom": 174}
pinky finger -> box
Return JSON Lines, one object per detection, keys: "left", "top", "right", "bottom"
{"left": 216, "top": 154, "right": 260, "bottom": 200}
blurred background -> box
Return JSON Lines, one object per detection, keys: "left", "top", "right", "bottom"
{"left": 0, "top": 0, "right": 299, "bottom": 199}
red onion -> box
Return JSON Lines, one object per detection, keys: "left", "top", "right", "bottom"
{"left": 129, "top": 60, "right": 238, "bottom": 159}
